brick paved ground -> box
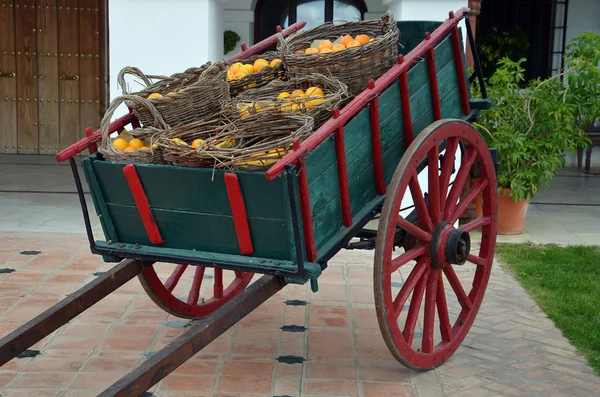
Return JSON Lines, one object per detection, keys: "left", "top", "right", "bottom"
{"left": 1, "top": 232, "right": 600, "bottom": 397}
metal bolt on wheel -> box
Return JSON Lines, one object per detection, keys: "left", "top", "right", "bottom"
{"left": 374, "top": 119, "right": 498, "bottom": 370}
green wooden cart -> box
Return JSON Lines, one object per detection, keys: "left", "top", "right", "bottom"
{"left": 57, "top": 8, "right": 498, "bottom": 371}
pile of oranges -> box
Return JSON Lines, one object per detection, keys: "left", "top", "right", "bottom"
{"left": 299, "top": 34, "right": 373, "bottom": 55}
{"left": 227, "top": 58, "right": 282, "bottom": 81}
{"left": 111, "top": 136, "right": 152, "bottom": 152}
{"left": 238, "top": 86, "right": 326, "bottom": 118}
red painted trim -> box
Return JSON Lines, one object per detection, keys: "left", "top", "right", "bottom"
{"left": 451, "top": 26, "right": 471, "bottom": 115}
{"left": 293, "top": 139, "right": 316, "bottom": 262}
{"left": 224, "top": 173, "right": 254, "bottom": 255}
{"left": 85, "top": 127, "right": 97, "bottom": 155}
{"left": 55, "top": 112, "right": 136, "bottom": 162}
{"left": 265, "top": 8, "right": 470, "bottom": 180}
{"left": 333, "top": 108, "right": 352, "bottom": 227}
{"left": 226, "top": 21, "right": 306, "bottom": 63}
{"left": 425, "top": 33, "right": 442, "bottom": 121}
{"left": 399, "top": 69, "right": 414, "bottom": 147}
{"left": 129, "top": 107, "right": 141, "bottom": 129}
{"left": 122, "top": 164, "right": 164, "bottom": 245}
{"left": 240, "top": 42, "right": 248, "bottom": 51}
{"left": 368, "top": 80, "right": 386, "bottom": 195}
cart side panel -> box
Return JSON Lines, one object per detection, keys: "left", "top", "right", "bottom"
{"left": 305, "top": 28, "right": 467, "bottom": 259}
{"left": 398, "top": 21, "right": 444, "bottom": 55}
{"left": 82, "top": 154, "right": 302, "bottom": 261}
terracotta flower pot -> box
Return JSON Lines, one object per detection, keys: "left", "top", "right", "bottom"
{"left": 471, "top": 178, "right": 483, "bottom": 218}
{"left": 497, "top": 188, "right": 529, "bottom": 235}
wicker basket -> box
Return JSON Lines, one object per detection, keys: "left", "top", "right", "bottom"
{"left": 226, "top": 51, "right": 286, "bottom": 97}
{"left": 98, "top": 95, "right": 166, "bottom": 164}
{"left": 234, "top": 73, "right": 350, "bottom": 128}
{"left": 116, "top": 62, "right": 231, "bottom": 128}
{"left": 158, "top": 109, "right": 314, "bottom": 171}
{"left": 278, "top": 11, "right": 399, "bottom": 95}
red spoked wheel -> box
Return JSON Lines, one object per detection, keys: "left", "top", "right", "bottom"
{"left": 374, "top": 119, "right": 497, "bottom": 371}
{"left": 139, "top": 264, "right": 253, "bottom": 319}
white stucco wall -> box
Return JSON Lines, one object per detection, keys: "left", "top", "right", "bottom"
{"left": 108, "top": 0, "right": 222, "bottom": 120}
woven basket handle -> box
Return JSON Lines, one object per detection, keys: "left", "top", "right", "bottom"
{"left": 116, "top": 66, "right": 169, "bottom": 95}
{"left": 380, "top": 11, "right": 396, "bottom": 34}
{"left": 100, "top": 95, "right": 168, "bottom": 149}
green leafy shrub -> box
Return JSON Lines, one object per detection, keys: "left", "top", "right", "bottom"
{"left": 473, "top": 32, "right": 600, "bottom": 202}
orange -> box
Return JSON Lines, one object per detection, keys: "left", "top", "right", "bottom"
{"left": 332, "top": 44, "right": 346, "bottom": 52}
{"left": 242, "top": 64, "right": 254, "bottom": 74}
{"left": 305, "top": 47, "right": 319, "bottom": 54}
{"left": 355, "top": 34, "right": 370, "bottom": 44}
{"left": 290, "top": 89, "right": 305, "bottom": 98}
{"left": 277, "top": 91, "right": 291, "bottom": 101}
{"left": 234, "top": 71, "right": 247, "bottom": 80}
{"left": 227, "top": 71, "right": 236, "bottom": 80}
{"left": 191, "top": 139, "right": 206, "bottom": 149}
{"left": 346, "top": 40, "right": 361, "bottom": 48}
{"left": 318, "top": 40, "right": 333, "bottom": 51}
{"left": 253, "top": 58, "right": 269, "bottom": 73}
{"left": 339, "top": 35, "right": 354, "bottom": 47}
{"left": 319, "top": 48, "right": 333, "bottom": 54}
{"left": 229, "top": 62, "right": 243, "bottom": 74}
{"left": 112, "top": 138, "right": 129, "bottom": 150}
{"left": 123, "top": 146, "right": 136, "bottom": 152}
{"left": 305, "top": 98, "right": 326, "bottom": 109}
{"left": 270, "top": 58, "right": 282, "bottom": 67}
{"left": 147, "top": 92, "right": 163, "bottom": 100}
{"left": 128, "top": 138, "right": 144, "bottom": 150}
{"left": 305, "top": 87, "right": 324, "bottom": 97}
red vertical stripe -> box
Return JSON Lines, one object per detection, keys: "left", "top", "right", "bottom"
{"left": 85, "top": 127, "right": 97, "bottom": 154}
{"left": 224, "top": 173, "right": 255, "bottom": 255}
{"left": 451, "top": 26, "right": 471, "bottom": 115}
{"left": 426, "top": 33, "right": 442, "bottom": 121}
{"left": 122, "top": 164, "right": 164, "bottom": 245}
{"left": 293, "top": 139, "right": 317, "bottom": 262}
{"left": 368, "top": 80, "right": 386, "bottom": 195}
{"left": 333, "top": 108, "right": 352, "bottom": 227}
{"left": 399, "top": 70, "right": 414, "bottom": 146}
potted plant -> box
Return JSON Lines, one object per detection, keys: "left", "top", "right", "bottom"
{"left": 472, "top": 32, "right": 600, "bottom": 234}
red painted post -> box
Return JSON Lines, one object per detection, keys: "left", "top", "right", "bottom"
{"left": 451, "top": 25, "right": 471, "bottom": 115}
{"left": 398, "top": 56, "right": 414, "bottom": 147}
{"left": 224, "top": 173, "right": 255, "bottom": 255}
{"left": 122, "top": 164, "right": 164, "bottom": 245}
{"left": 293, "top": 139, "right": 317, "bottom": 262}
{"left": 85, "top": 127, "right": 97, "bottom": 154}
{"left": 241, "top": 42, "right": 248, "bottom": 51}
{"left": 333, "top": 108, "right": 352, "bottom": 227}
{"left": 425, "top": 33, "right": 442, "bottom": 121}
{"left": 368, "top": 80, "right": 386, "bottom": 195}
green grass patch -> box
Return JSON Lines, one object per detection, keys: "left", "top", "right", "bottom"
{"left": 496, "top": 243, "right": 600, "bottom": 374}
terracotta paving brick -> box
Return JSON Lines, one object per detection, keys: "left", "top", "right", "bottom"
{"left": 2, "top": 232, "right": 600, "bottom": 397}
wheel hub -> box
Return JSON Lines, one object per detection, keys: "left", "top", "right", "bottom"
{"left": 429, "top": 222, "right": 471, "bottom": 268}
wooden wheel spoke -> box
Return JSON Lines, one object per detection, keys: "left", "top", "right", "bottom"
{"left": 390, "top": 245, "right": 428, "bottom": 273}
{"left": 443, "top": 148, "right": 477, "bottom": 221}
{"left": 396, "top": 215, "right": 432, "bottom": 243}
{"left": 468, "top": 254, "right": 488, "bottom": 267}
{"left": 447, "top": 178, "right": 488, "bottom": 225}
{"left": 428, "top": 144, "right": 441, "bottom": 224}
{"left": 213, "top": 268, "right": 224, "bottom": 299}
{"left": 187, "top": 267, "right": 206, "bottom": 305}
{"left": 164, "top": 264, "right": 188, "bottom": 292}
{"left": 436, "top": 273, "right": 453, "bottom": 342}
{"left": 442, "top": 266, "right": 473, "bottom": 311}
{"left": 439, "top": 137, "right": 459, "bottom": 213}
{"left": 402, "top": 267, "right": 430, "bottom": 345}
{"left": 392, "top": 259, "right": 429, "bottom": 316}
{"left": 408, "top": 174, "right": 434, "bottom": 232}
{"left": 422, "top": 269, "right": 440, "bottom": 354}
{"left": 460, "top": 216, "right": 491, "bottom": 233}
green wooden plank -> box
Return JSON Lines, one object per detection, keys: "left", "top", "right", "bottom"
{"left": 92, "top": 160, "right": 289, "bottom": 221}
{"left": 94, "top": 240, "right": 322, "bottom": 280}
{"left": 81, "top": 155, "right": 119, "bottom": 243}
{"left": 105, "top": 204, "right": 293, "bottom": 261}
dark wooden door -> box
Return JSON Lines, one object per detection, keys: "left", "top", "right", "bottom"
{"left": 0, "top": 0, "right": 105, "bottom": 155}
